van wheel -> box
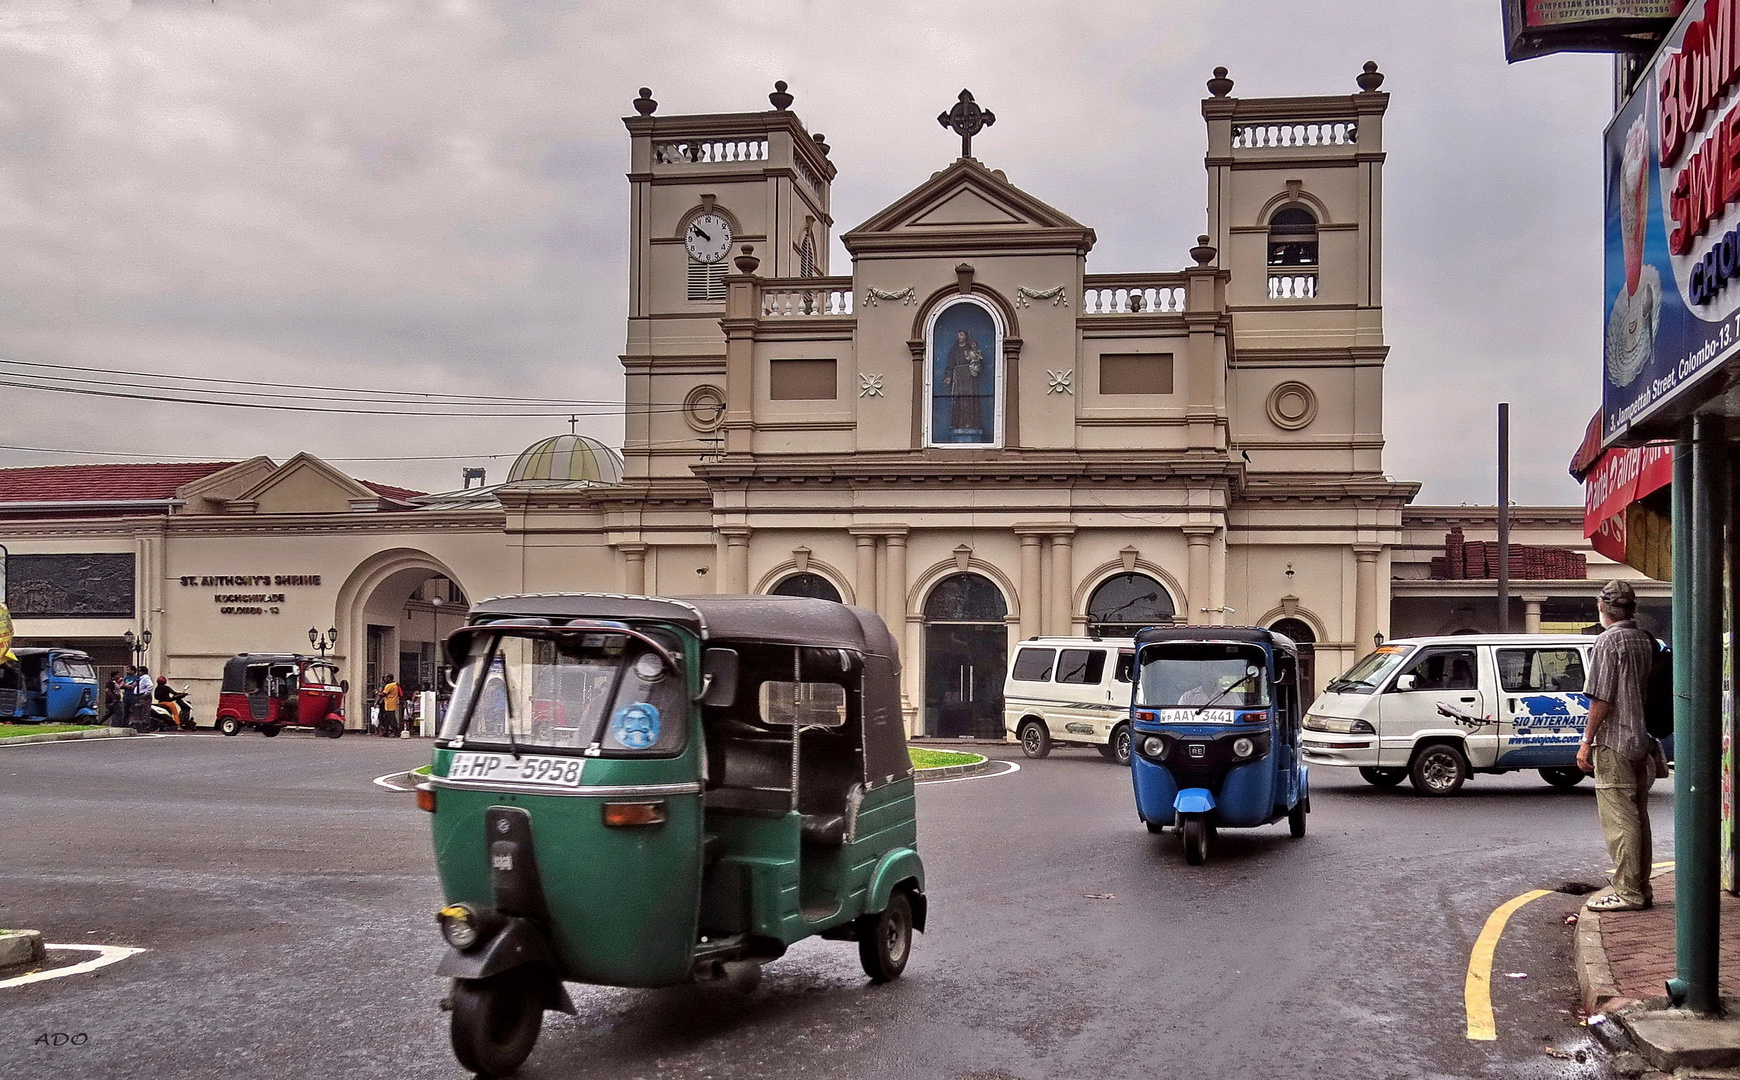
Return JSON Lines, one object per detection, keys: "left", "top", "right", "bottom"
{"left": 1358, "top": 767, "right": 1407, "bottom": 788}
{"left": 1182, "top": 817, "right": 1209, "bottom": 865}
{"left": 450, "top": 974, "right": 542, "bottom": 1078}
{"left": 219, "top": 716, "right": 241, "bottom": 737}
{"left": 1097, "top": 723, "right": 1132, "bottom": 766}
{"left": 857, "top": 890, "right": 913, "bottom": 983}
{"left": 1018, "top": 720, "right": 1051, "bottom": 759}
{"left": 1540, "top": 767, "right": 1585, "bottom": 789}
{"left": 1410, "top": 744, "right": 1468, "bottom": 797}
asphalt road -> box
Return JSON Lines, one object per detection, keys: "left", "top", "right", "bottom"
{"left": 0, "top": 732, "right": 1671, "bottom": 1080}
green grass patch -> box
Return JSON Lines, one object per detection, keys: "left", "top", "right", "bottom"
{"left": 0, "top": 724, "right": 101, "bottom": 740}
{"left": 909, "top": 746, "right": 985, "bottom": 770}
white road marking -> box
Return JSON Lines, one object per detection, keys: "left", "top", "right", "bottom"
{"left": 373, "top": 770, "right": 424, "bottom": 792}
{"left": 0, "top": 944, "right": 145, "bottom": 989}
{"left": 917, "top": 759, "right": 1021, "bottom": 785}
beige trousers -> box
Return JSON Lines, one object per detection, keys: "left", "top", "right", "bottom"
{"left": 1593, "top": 745, "right": 1655, "bottom": 906}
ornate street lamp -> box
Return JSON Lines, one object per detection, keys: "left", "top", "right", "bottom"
{"left": 309, "top": 626, "right": 338, "bottom": 660}
{"left": 122, "top": 628, "right": 151, "bottom": 663}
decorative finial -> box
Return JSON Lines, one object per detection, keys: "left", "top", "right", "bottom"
{"left": 1190, "top": 235, "right": 1217, "bottom": 266}
{"left": 1207, "top": 67, "right": 1234, "bottom": 97}
{"left": 633, "top": 87, "right": 657, "bottom": 116}
{"left": 734, "top": 244, "right": 760, "bottom": 274}
{"left": 812, "top": 132, "right": 830, "bottom": 156}
{"left": 937, "top": 89, "right": 995, "bottom": 159}
{"left": 769, "top": 80, "right": 793, "bottom": 111}
{"left": 1357, "top": 61, "right": 1384, "bottom": 92}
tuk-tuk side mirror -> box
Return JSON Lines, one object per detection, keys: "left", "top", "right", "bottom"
{"left": 340, "top": 679, "right": 350, "bottom": 694}
{"left": 700, "top": 648, "right": 738, "bottom": 708}
{"left": 1395, "top": 673, "right": 1417, "bottom": 692}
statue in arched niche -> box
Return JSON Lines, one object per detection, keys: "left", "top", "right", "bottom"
{"left": 930, "top": 302, "right": 997, "bottom": 444}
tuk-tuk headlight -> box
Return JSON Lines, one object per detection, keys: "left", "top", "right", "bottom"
{"left": 1232, "top": 737, "right": 1256, "bottom": 760}
{"left": 1141, "top": 735, "right": 1165, "bottom": 759}
{"left": 437, "top": 904, "right": 480, "bottom": 950}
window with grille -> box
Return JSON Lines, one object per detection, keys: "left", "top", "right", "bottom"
{"left": 799, "top": 232, "right": 817, "bottom": 278}
{"left": 687, "top": 258, "right": 726, "bottom": 301}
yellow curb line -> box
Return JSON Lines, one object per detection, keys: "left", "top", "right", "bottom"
{"left": 1466, "top": 889, "right": 1553, "bottom": 1041}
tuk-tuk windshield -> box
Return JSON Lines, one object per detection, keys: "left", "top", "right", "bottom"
{"left": 1323, "top": 644, "right": 1412, "bottom": 695}
{"left": 440, "top": 630, "right": 686, "bottom": 756}
{"left": 302, "top": 662, "right": 340, "bottom": 688}
{"left": 1136, "top": 642, "right": 1271, "bottom": 709}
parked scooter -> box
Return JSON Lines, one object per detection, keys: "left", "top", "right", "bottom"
{"left": 132, "top": 683, "right": 198, "bottom": 733}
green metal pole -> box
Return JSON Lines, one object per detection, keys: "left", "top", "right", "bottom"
{"left": 1670, "top": 415, "right": 1727, "bottom": 1014}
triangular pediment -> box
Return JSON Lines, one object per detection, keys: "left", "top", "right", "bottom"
{"left": 843, "top": 158, "right": 1095, "bottom": 253}
{"left": 226, "top": 453, "right": 390, "bottom": 514}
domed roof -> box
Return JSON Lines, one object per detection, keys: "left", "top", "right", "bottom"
{"left": 506, "top": 434, "right": 624, "bottom": 485}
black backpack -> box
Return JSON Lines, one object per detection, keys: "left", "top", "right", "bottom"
{"left": 1644, "top": 638, "right": 1674, "bottom": 740}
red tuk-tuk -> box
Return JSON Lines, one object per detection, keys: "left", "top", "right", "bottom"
{"left": 214, "top": 653, "right": 348, "bottom": 738}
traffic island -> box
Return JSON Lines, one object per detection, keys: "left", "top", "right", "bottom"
{"left": 0, "top": 930, "right": 45, "bottom": 976}
{"left": 910, "top": 746, "right": 992, "bottom": 780}
{"left": 1576, "top": 870, "right": 1740, "bottom": 1071}
{"left": 0, "top": 725, "right": 135, "bottom": 746}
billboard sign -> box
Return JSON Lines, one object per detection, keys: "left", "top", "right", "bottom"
{"left": 1504, "top": 0, "right": 1686, "bottom": 61}
{"left": 1603, "top": 0, "right": 1740, "bottom": 445}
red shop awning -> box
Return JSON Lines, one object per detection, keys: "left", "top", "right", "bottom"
{"left": 1582, "top": 441, "right": 1673, "bottom": 562}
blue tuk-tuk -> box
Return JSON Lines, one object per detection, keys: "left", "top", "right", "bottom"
{"left": 1129, "top": 627, "right": 1308, "bottom": 864}
{"left": 0, "top": 647, "right": 100, "bottom": 722}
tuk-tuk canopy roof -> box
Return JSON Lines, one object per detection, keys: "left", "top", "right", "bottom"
{"left": 1132, "top": 625, "right": 1299, "bottom": 656}
{"left": 467, "top": 593, "right": 900, "bottom": 658}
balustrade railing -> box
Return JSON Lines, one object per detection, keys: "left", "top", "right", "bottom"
{"left": 1082, "top": 275, "right": 1188, "bottom": 314}
{"left": 653, "top": 138, "right": 770, "bottom": 165}
{"left": 760, "top": 277, "right": 854, "bottom": 316}
{"left": 1232, "top": 121, "right": 1357, "bottom": 149}
{"left": 1267, "top": 273, "right": 1317, "bottom": 299}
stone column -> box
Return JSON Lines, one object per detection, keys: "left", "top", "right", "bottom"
{"left": 1522, "top": 594, "right": 1547, "bottom": 634}
{"left": 1016, "top": 530, "right": 1044, "bottom": 639}
{"left": 875, "top": 537, "right": 890, "bottom": 618}
{"left": 1184, "top": 527, "right": 1215, "bottom": 625}
{"left": 885, "top": 532, "right": 908, "bottom": 634}
{"left": 721, "top": 527, "right": 751, "bottom": 593}
{"left": 853, "top": 532, "right": 878, "bottom": 611}
{"left": 619, "top": 543, "right": 648, "bottom": 595}
{"left": 1353, "top": 545, "right": 1382, "bottom": 655}
{"left": 1049, "top": 529, "right": 1074, "bottom": 637}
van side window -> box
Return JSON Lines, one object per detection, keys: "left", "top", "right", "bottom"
{"left": 1393, "top": 648, "right": 1478, "bottom": 691}
{"left": 1114, "top": 652, "right": 1134, "bottom": 683}
{"left": 1055, "top": 649, "right": 1106, "bottom": 685}
{"left": 1496, "top": 648, "right": 1585, "bottom": 693}
{"left": 1011, "top": 648, "right": 1056, "bottom": 682}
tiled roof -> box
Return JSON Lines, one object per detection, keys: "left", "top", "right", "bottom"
{"left": 361, "top": 480, "right": 426, "bottom": 502}
{"left": 0, "top": 462, "right": 238, "bottom": 503}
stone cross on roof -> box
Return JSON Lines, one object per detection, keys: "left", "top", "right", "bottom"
{"left": 937, "top": 90, "right": 995, "bottom": 159}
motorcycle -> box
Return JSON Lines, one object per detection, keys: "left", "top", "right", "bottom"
{"left": 132, "top": 686, "right": 199, "bottom": 733}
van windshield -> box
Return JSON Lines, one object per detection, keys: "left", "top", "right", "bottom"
{"left": 1324, "top": 645, "right": 1412, "bottom": 695}
{"left": 440, "top": 629, "right": 686, "bottom": 756}
{"left": 1136, "top": 643, "right": 1270, "bottom": 709}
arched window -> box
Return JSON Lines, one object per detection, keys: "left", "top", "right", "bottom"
{"left": 926, "top": 299, "right": 1000, "bottom": 447}
{"left": 923, "top": 573, "right": 1007, "bottom": 622}
{"left": 1086, "top": 573, "right": 1176, "bottom": 637}
{"left": 1270, "top": 616, "right": 1317, "bottom": 703}
{"left": 799, "top": 231, "right": 817, "bottom": 278}
{"left": 769, "top": 572, "right": 842, "bottom": 603}
{"left": 1267, "top": 207, "right": 1318, "bottom": 268}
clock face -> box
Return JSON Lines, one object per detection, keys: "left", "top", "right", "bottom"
{"left": 684, "top": 213, "right": 733, "bottom": 264}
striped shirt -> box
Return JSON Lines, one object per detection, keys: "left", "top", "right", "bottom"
{"left": 1585, "top": 619, "right": 1654, "bottom": 761}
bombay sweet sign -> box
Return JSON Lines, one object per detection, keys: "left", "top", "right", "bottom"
{"left": 1604, "top": 0, "right": 1740, "bottom": 445}
{"left": 179, "top": 574, "right": 323, "bottom": 615}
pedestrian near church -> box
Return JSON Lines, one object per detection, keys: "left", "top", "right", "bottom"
{"left": 1577, "top": 579, "right": 1659, "bottom": 912}
{"left": 376, "top": 675, "right": 402, "bottom": 738}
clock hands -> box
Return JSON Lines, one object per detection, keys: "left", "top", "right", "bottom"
{"left": 689, "top": 223, "right": 711, "bottom": 242}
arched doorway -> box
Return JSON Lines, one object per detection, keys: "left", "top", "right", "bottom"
{"left": 1086, "top": 573, "right": 1176, "bottom": 637}
{"left": 922, "top": 573, "right": 1008, "bottom": 737}
{"left": 336, "top": 550, "right": 470, "bottom": 731}
{"left": 1270, "top": 617, "right": 1317, "bottom": 704}
{"left": 769, "top": 572, "right": 843, "bottom": 602}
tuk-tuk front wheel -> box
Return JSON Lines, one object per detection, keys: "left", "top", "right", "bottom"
{"left": 1182, "top": 816, "right": 1209, "bottom": 865}
{"left": 259, "top": 725, "right": 281, "bottom": 738}
{"left": 218, "top": 716, "right": 242, "bottom": 737}
{"left": 858, "top": 890, "right": 913, "bottom": 983}
{"left": 450, "top": 975, "right": 542, "bottom": 1078}
{"left": 1018, "top": 720, "right": 1051, "bottom": 760}
{"left": 1288, "top": 799, "right": 1307, "bottom": 838}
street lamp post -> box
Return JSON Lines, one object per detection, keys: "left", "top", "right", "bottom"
{"left": 308, "top": 626, "right": 338, "bottom": 660}
{"left": 122, "top": 628, "right": 152, "bottom": 664}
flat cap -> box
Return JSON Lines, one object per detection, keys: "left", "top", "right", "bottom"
{"left": 1597, "top": 579, "right": 1637, "bottom": 605}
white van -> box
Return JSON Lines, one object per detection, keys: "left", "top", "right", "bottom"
{"left": 1299, "top": 634, "right": 1598, "bottom": 796}
{"left": 1002, "top": 637, "right": 1136, "bottom": 764}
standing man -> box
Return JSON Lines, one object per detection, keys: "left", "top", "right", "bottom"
{"left": 117, "top": 667, "right": 136, "bottom": 727}
{"left": 376, "top": 674, "right": 402, "bottom": 738}
{"left": 1577, "top": 580, "right": 1658, "bottom": 912}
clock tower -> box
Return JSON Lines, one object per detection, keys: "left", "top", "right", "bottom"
{"left": 620, "top": 83, "right": 836, "bottom": 480}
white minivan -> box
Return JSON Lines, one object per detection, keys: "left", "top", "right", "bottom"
{"left": 1300, "top": 634, "right": 1597, "bottom": 796}
{"left": 1002, "top": 637, "right": 1136, "bottom": 765}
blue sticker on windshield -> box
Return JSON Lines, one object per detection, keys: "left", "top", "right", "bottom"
{"left": 611, "top": 703, "right": 661, "bottom": 749}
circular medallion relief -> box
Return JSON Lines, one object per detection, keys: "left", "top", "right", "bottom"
{"left": 684, "top": 384, "right": 725, "bottom": 432}
{"left": 1265, "top": 381, "right": 1318, "bottom": 431}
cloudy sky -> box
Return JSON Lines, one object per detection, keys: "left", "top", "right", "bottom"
{"left": 0, "top": 0, "right": 1612, "bottom": 503}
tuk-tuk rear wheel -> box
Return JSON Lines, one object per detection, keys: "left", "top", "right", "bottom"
{"left": 858, "top": 890, "right": 913, "bottom": 983}
{"left": 450, "top": 975, "right": 542, "bottom": 1078}
{"left": 260, "top": 725, "right": 281, "bottom": 738}
{"left": 219, "top": 716, "right": 242, "bottom": 737}
{"left": 1288, "top": 800, "right": 1307, "bottom": 838}
{"left": 1182, "top": 817, "right": 1208, "bottom": 865}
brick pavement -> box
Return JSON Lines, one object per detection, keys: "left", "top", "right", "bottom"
{"left": 1595, "top": 871, "right": 1740, "bottom": 1001}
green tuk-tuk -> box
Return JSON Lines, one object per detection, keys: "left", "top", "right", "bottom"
{"left": 422, "top": 593, "right": 926, "bottom": 1077}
